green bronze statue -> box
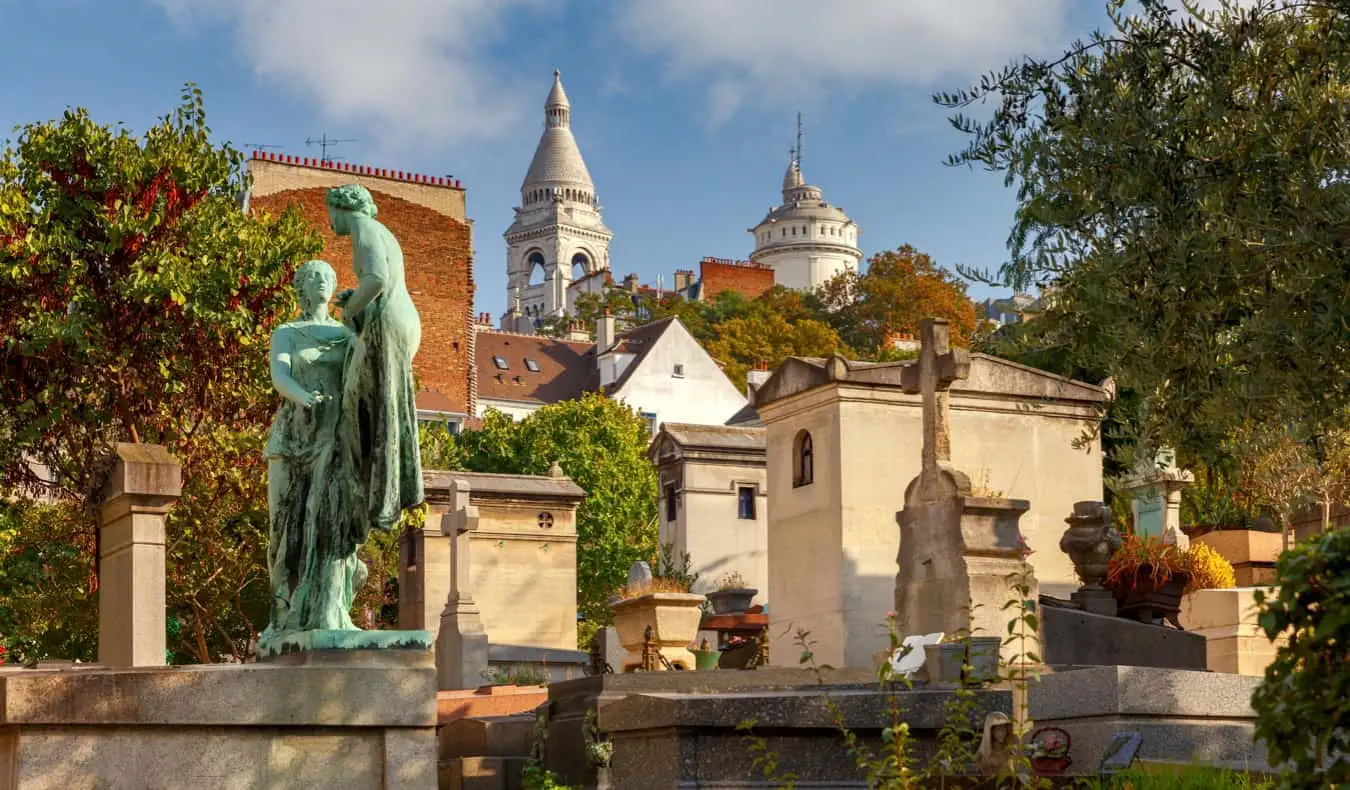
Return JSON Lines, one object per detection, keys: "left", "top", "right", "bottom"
{"left": 258, "top": 184, "right": 429, "bottom": 657}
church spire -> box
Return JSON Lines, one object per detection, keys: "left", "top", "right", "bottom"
{"left": 545, "top": 69, "right": 570, "bottom": 129}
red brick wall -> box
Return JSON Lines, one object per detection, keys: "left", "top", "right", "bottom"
{"left": 248, "top": 187, "right": 475, "bottom": 415}
{"left": 699, "top": 258, "right": 775, "bottom": 301}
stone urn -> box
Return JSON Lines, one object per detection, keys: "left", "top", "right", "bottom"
{"left": 706, "top": 587, "right": 757, "bottom": 615}
{"left": 609, "top": 592, "right": 705, "bottom": 671}
{"left": 1059, "top": 501, "right": 1122, "bottom": 616}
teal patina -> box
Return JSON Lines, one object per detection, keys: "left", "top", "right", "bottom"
{"left": 258, "top": 184, "right": 431, "bottom": 658}
{"left": 327, "top": 183, "right": 426, "bottom": 539}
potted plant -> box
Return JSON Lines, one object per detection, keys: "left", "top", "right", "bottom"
{"left": 609, "top": 575, "right": 705, "bottom": 671}
{"left": 1104, "top": 535, "right": 1192, "bottom": 626}
{"left": 923, "top": 634, "right": 968, "bottom": 684}
{"left": 691, "top": 638, "right": 721, "bottom": 671}
{"left": 1029, "top": 727, "right": 1072, "bottom": 775}
{"left": 706, "top": 571, "right": 757, "bottom": 615}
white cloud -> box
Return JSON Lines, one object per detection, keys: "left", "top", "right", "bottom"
{"left": 153, "top": 0, "right": 549, "bottom": 149}
{"left": 614, "top": 1, "right": 1076, "bottom": 120}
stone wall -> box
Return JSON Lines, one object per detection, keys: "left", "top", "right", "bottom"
{"left": 246, "top": 156, "right": 475, "bottom": 416}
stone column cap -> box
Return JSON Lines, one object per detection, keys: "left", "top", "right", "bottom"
{"left": 103, "top": 443, "right": 183, "bottom": 501}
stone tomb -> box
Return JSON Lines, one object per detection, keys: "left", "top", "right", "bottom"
{"left": 753, "top": 326, "right": 1109, "bottom": 669}
{"left": 400, "top": 468, "right": 589, "bottom": 688}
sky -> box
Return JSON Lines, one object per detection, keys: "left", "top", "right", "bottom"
{"left": 0, "top": 0, "right": 1230, "bottom": 320}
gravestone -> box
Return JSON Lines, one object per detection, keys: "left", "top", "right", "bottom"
{"left": 894, "top": 319, "right": 1037, "bottom": 660}
{"left": 1120, "top": 448, "right": 1193, "bottom": 544}
{"left": 436, "top": 479, "right": 489, "bottom": 690}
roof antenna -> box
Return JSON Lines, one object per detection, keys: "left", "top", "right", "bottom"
{"left": 795, "top": 112, "right": 803, "bottom": 171}
{"left": 305, "top": 133, "right": 359, "bottom": 165}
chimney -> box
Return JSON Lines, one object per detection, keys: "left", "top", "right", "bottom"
{"left": 622, "top": 273, "right": 639, "bottom": 293}
{"left": 745, "top": 359, "right": 772, "bottom": 388}
{"left": 596, "top": 307, "right": 616, "bottom": 353}
{"left": 673, "top": 269, "right": 694, "bottom": 291}
{"left": 565, "top": 319, "right": 592, "bottom": 342}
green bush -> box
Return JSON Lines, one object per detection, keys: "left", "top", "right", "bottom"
{"left": 1251, "top": 527, "right": 1350, "bottom": 788}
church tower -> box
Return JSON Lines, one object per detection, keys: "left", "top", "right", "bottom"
{"left": 748, "top": 118, "right": 861, "bottom": 291}
{"left": 503, "top": 70, "right": 612, "bottom": 329}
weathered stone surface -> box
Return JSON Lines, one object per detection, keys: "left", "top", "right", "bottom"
{"left": 258, "top": 629, "right": 433, "bottom": 660}
{"left": 0, "top": 660, "right": 437, "bottom": 789}
{"left": 598, "top": 686, "right": 1013, "bottom": 788}
{"left": 1039, "top": 603, "right": 1206, "bottom": 670}
{"left": 1027, "top": 666, "right": 1267, "bottom": 775}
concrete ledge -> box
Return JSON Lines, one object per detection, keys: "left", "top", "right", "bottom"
{"left": 1041, "top": 605, "right": 1207, "bottom": 670}
{"left": 0, "top": 660, "right": 436, "bottom": 728}
{"left": 1027, "top": 666, "right": 1267, "bottom": 775}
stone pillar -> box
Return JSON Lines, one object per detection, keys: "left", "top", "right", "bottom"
{"left": 436, "top": 479, "right": 490, "bottom": 690}
{"left": 98, "top": 443, "right": 181, "bottom": 667}
{"left": 1120, "top": 449, "right": 1193, "bottom": 546}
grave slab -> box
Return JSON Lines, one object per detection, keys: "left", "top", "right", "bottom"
{"left": 1027, "top": 666, "right": 1268, "bottom": 776}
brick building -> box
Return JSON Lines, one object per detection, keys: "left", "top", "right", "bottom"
{"left": 245, "top": 152, "right": 476, "bottom": 424}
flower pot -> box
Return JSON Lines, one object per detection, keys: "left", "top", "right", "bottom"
{"left": 1114, "top": 566, "right": 1190, "bottom": 627}
{"left": 966, "top": 636, "right": 1002, "bottom": 685}
{"left": 1031, "top": 755, "right": 1072, "bottom": 775}
{"left": 924, "top": 642, "right": 966, "bottom": 684}
{"left": 609, "top": 592, "right": 705, "bottom": 671}
{"left": 706, "top": 588, "right": 757, "bottom": 615}
{"left": 692, "top": 648, "right": 721, "bottom": 671}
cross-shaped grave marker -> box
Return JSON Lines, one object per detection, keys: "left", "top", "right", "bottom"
{"left": 900, "top": 317, "right": 971, "bottom": 473}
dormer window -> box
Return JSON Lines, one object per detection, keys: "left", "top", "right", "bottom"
{"left": 493, "top": 356, "right": 509, "bottom": 370}
{"left": 524, "top": 358, "right": 540, "bottom": 372}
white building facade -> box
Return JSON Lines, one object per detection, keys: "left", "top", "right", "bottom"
{"left": 748, "top": 158, "right": 862, "bottom": 292}
{"left": 503, "top": 71, "right": 613, "bottom": 326}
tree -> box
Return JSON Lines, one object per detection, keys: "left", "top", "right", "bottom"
{"left": 0, "top": 86, "right": 322, "bottom": 662}
{"left": 537, "top": 287, "right": 637, "bottom": 338}
{"left": 938, "top": 0, "right": 1350, "bottom": 464}
{"left": 813, "top": 245, "right": 978, "bottom": 354}
{"left": 422, "top": 394, "right": 659, "bottom": 640}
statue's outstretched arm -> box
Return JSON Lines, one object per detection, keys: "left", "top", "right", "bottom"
{"left": 270, "top": 328, "right": 320, "bottom": 407}
{"left": 342, "top": 232, "right": 389, "bottom": 319}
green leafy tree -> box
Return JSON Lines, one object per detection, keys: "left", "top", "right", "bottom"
{"left": 422, "top": 394, "right": 658, "bottom": 638}
{"left": 0, "top": 85, "right": 322, "bottom": 663}
{"left": 537, "top": 286, "right": 637, "bottom": 338}
{"left": 812, "top": 245, "right": 978, "bottom": 354}
{"left": 937, "top": 0, "right": 1350, "bottom": 464}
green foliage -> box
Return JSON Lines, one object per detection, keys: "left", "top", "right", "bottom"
{"left": 938, "top": 0, "right": 1350, "bottom": 464}
{"left": 483, "top": 664, "right": 548, "bottom": 687}
{"left": 421, "top": 394, "right": 659, "bottom": 635}
{"left": 0, "top": 85, "right": 322, "bottom": 663}
{"left": 1079, "top": 766, "right": 1274, "bottom": 789}
{"left": 653, "top": 541, "right": 698, "bottom": 591}
{"left": 1251, "top": 528, "right": 1350, "bottom": 788}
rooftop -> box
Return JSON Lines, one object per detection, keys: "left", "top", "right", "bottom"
{"left": 249, "top": 151, "right": 462, "bottom": 190}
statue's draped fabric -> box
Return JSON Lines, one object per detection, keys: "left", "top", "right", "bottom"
{"left": 263, "top": 321, "right": 365, "bottom": 634}
{"left": 341, "top": 220, "right": 425, "bottom": 549}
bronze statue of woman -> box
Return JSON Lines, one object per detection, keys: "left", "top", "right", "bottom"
{"left": 261, "top": 260, "right": 365, "bottom": 637}
{"left": 327, "top": 184, "right": 425, "bottom": 551}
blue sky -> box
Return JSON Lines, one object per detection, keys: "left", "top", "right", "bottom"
{"left": 0, "top": 0, "right": 1223, "bottom": 319}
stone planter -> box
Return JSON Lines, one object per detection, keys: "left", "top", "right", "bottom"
{"left": 1194, "top": 529, "right": 1283, "bottom": 587}
{"left": 1114, "top": 567, "right": 1190, "bottom": 628}
{"left": 967, "top": 637, "right": 1001, "bottom": 685}
{"left": 924, "top": 642, "right": 966, "bottom": 684}
{"left": 609, "top": 592, "right": 705, "bottom": 671}
{"left": 706, "top": 587, "right": 757, "bottom": 615}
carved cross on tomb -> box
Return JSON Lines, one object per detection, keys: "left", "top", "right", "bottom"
{"left": 901, "top": 318, "right": 970, "bottom": 472}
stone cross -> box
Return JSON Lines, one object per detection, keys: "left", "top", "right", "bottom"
{"left": 446, "top": 478, "right": 480, "bottom": 608}
{"left": 901, "top": 318, "right": 970, "bottom": 471}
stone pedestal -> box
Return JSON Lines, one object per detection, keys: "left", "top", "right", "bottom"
{"left": 1120, "top": 450, "right": 1193, "bottom": 542}
{"left": 895, "top": 466, "right": 1037, "bottom": 664}
{"left": 1180, "top": 588, "right": 1285, "bottom": 676}
{"left": 97, "top": 443, "right": 181, "bottom": 668}
{"left": 0, "top": 649, "right": 438, "bottom": 789}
